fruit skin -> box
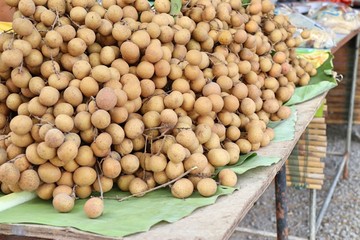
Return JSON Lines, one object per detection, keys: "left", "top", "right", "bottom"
{"left": 171, "top": 178, "right": 194, "bottom": 198}
{"left": 83, "top": 197, "right": 104, "bottom": 219}
{"left": 0, "top": 162, "right": 20, "bottom": 185}
{"left": 218, "top": 169, "right": 237, "bottom": 187}
{"left": 18, "top": 169, "right": 40, "bottom": 191}
{"left": 52, "top": 193, "right": 75, "bottom": 213}
{"left": 196, "top": 178, "right": 217, "bottom": 197}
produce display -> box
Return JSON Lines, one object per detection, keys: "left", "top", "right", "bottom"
{"left": 0, "top": 0, "right": 317, "bottom": 218}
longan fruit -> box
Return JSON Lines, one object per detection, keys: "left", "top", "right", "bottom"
{"left": 36, "top": 183, "right": 56, "bottom": 200}
{"left": 95, "top": 132, "right": 113, "bottom": 150}
{"left": 238, "top": 60, "right": 252, "bottom": 75}
{"left": 218, "top": 30, "right": 233, "bottom": 45}
{"left": 263, "top": 99, "right": 280, "bottom": 114}
{"left": 37, "top": 162, "right": 61, "bottom": 183}
{"left": 82, "top": 197, "right": 104, "bottom": 219}
{"left": 75, "top": 185, "right": 92, "bottom": 199}
{"left": 128, "top": 177, "right": 148, "bottom": 197}
{"left": 120, "top": 41, "right": 140, "bottom": 64}
{"left": 218, "top": 169, "right": 237, "bottom": 187}
{"left": 120, "top": 154, "right": 140, "bottom": 174}
{"left": 67, "top": 38, "right": 87, "bottom": 57}
{"left": 95, "top": 87, "right": 117, "bottom": 111}
{"left": 124, "top": 118, "right": 144, "bottom": 139}
{"left": 53, "top": 193, "right": 75, "bottom": 213}
{"left": 53, "top": 185, "right": 73, "bottom": 197}
{"left": 117, "top": 174, "right": 135, "bottom": 191}
{"left": 45, "top": 128, "right": 65, "bottom": 148}
{"left": 207, "top": 148, "right": 230, "bottom": 167}
{"left": 1, "top": 49, "right": 23, "bottom": 68}
{"left": 105, "top": 5, "right": 123, "bottom": 22}
{"left": 0, "top": 162, "right": 20, "bottom": 185}
{"left": 12, "top": 18, "right": 33, "bottom": 36}
{"left": 171, "top": 178, "right": 194, "bottom": 198}
{"left": 91, "top": 109, "right": 111, "bottom": 129}
{"left": 9, "top": 115, "right": 33, "bottom": 135}
{"left": 73, "top": 166, "right": 97, "bottom": 186}
{"left": 148, "top": 154, "right": 167, "bottom": 172}
{"left": 45, "top": 30, "right": 63, "bottom": 49}
{"left": 197, "top": 178, "right": 217, "bottom": 197}
{"left": 54, "top": 114, "right": 74, "bottom": 133}
{"left": 93, "top": 176, "right": 113, "bottom": 193}
{"left": 36, "top": 142, "right": 56, "bottom": 160}
{"left": 194, "top": 97, "right": 212, "bottom": 116}
{"left": 240, "top": 98, "right": 256, "bottom": 116}
{"left": 301, "top": 29, "right": 311, "bottom": 39}
{"left": 245, "top": 20, "right": 258, "bottom": 34}
{"left": 39, "top": 86, "right": 60, "bottom": 107}
{"left": 72, "top": 60, "right": 91, "bottom": 80}
{"left": 277, "top": 105, "right": 292, "bottom": 120}
{"left": 18, "top": 169, "right": 40, "bottom": 191}
{"left": 236, "top": 139, "right": 252, "bottom": 154}
{"left": 102, "top": 157, "right": 121, "bottom": 179}
{"left": 167, "top": 143, "right": 186, "bottom": 163}
{"left": 154, "top": 0, "right": 170, "bottom": 13}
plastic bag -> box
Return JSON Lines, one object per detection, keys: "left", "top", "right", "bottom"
{"left": 308, "top": 2, "right": 360, "bottom": 34}
{"left": 275, "top": 4, "right": 336, "bottom": 49}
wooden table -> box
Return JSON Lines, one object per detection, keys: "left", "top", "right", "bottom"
{"left": 0, "top": 93, "right": 327, "bottom": 240}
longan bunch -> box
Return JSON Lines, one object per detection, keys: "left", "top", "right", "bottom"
{"left": 0, "top": 0, "right": 317, "bottom": 208}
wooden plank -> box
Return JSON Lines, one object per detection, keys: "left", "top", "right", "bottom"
{"left": 286, "top": 165, "right": 324, "bottom": 174}
{"left": 306, "top": 123, "right": 327, "bottom": 130}
{"left": 288, "top": 156, "right": 321, "bottom": 162}
{"left": 296, "top": 145, "right": 327, "bottom": 153}
{"left": 297, "top": 135, "right": 327, "bottom": 142}
{"left": 286, "top": 176, "right": 324, "bottom": 185}
{"left": 309, "top": 118, "right": 325, "bottom": 124}
{"left": 286, "top": 182, "right": 322, "bottom": 190}
{"left": 285, "top": 170, "right": 325, "bottom": 180}
{"left": 296, "top": 139, "right": 327, "bottom": 147}
{"left": 303, "top": 129, "right": 326, "bottom": 136}
{"left": 326, "top": 119, "right": 360, "bottom": 125}
{"left": 0, "top": 93, "right": 327, "bottom": 240}
{"left": 286, "top": 160, "right": 325, "bottom": 168}
{"left": 295, "top": 150, "right": 326, "bottom": 158}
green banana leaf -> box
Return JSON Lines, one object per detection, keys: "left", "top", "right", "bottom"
{"left": 216, "top": 153, "right": 280, "bottom": 175}
{"left": 0, "top": 187, "right": 235, "bottom": 237}
{"left": 285, "top": 53, "right": 337, "bottom": 106}
{"left": 170, "top": 0, "right": 182, "bottom": 16}
{"left": 267, "top": 106, "right": 297, "bottom": 142}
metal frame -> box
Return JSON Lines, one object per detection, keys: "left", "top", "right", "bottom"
{"left": 309, "top": 32, "right": 360, "bottom": 239}
{"left": 275, "top": 165, "right": 289, "bottom": 240}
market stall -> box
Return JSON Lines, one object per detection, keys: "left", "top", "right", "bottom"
{"left": 0, "top": 0, "right": 354, "bottom": 239}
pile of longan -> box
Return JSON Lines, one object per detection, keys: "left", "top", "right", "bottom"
{"left": 0, "top": 0, "right": 316, "bottom": 216}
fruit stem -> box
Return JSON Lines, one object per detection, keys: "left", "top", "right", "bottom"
{"left": 106, "top": 166, "right": 198, "bottom": 202}
{"left": 0, "top": 134, "right": 10, "bottom": 141}
{"left": 51, "top": 10, "right": 59, "bottom": 30}
{"left": 95, "top": 163, "right": 104, "bottom": 199}
{"left": 33, "top": 115, "right": 55, "bottom": 126}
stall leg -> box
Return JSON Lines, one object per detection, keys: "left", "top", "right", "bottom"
{"left": 309, "top": 189, "right": 316, "bottom": 240}
{"left": 275, "top": 165, "right": 288, "bottom": 240}
{"left": 344, "top": 33, "right": 360, "bottom": 179}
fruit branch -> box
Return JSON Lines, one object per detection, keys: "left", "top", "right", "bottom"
{"left": 106, "top": 166, "right": 198, "bottom": 202}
